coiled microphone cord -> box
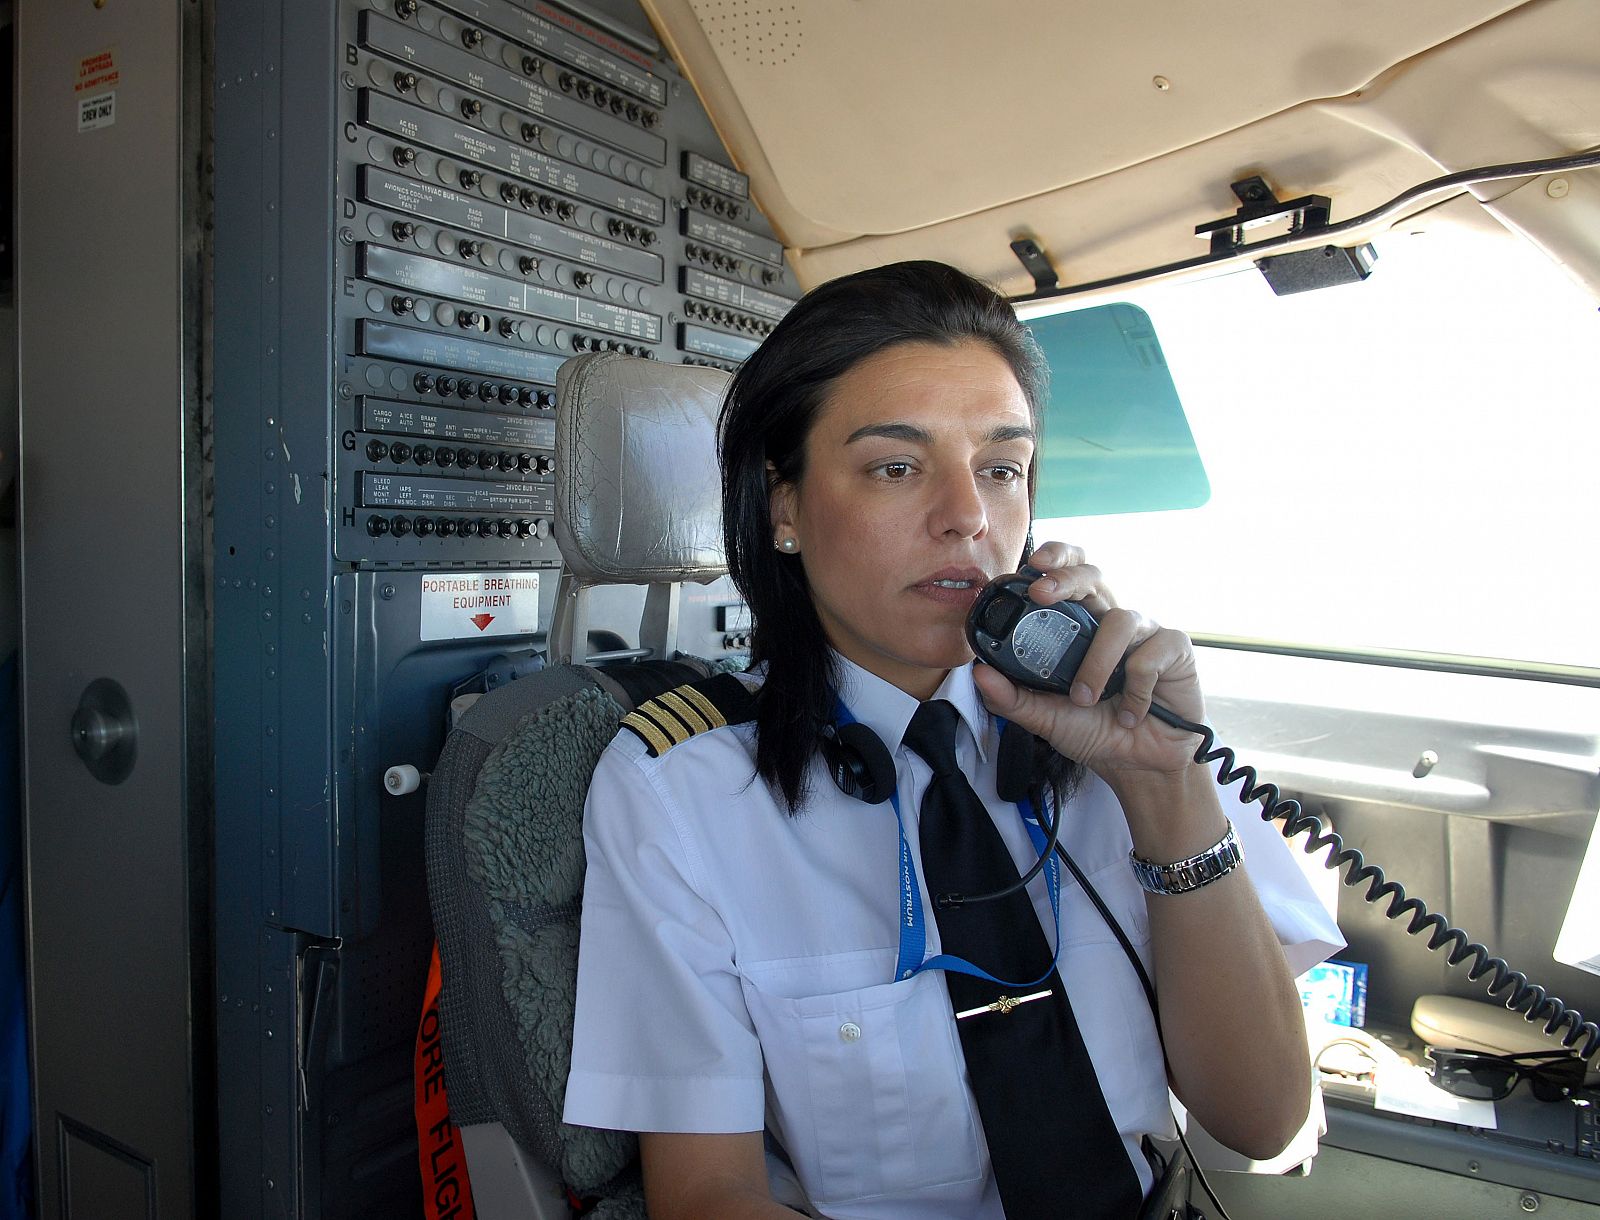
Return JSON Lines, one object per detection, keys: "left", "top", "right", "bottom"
{"left": 1144, "top": 701, "right": 1600, "bottom": 1062}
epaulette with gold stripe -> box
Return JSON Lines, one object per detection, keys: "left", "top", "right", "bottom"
{"left": 620, "top": 672, "right": 756, "bottom": 758}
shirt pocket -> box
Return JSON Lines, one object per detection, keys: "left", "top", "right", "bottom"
{"left": 738, "top": 962, "right": 985, "bottom": 1208}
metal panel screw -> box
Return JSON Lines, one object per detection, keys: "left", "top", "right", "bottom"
{"left": 1546, "top": 178, "right": 1570, "bottom": 199}
{"left": 381, "top": 584, "right": 397, "bottom": 601}
{"left": 1521, "top": 1194, "right": 1540, "bottom": 1212}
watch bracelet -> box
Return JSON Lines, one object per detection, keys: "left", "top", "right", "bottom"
{"left": 1129, "top": 821, "right": 1242, "bottom": 896}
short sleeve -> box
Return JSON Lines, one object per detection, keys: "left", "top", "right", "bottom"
{"left": 1224, "top": 779, "right": 1346, "bottom": 977}
{"left": 562, "top": 737, "right": 767, "bottom": 1133}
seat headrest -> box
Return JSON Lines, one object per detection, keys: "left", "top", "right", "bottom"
{"left": 554, "top": 353, "right": 732, "bottom": 584}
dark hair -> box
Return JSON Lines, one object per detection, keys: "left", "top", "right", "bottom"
{"left": 718, "top": 259, "right": 1079, "bottom": 813}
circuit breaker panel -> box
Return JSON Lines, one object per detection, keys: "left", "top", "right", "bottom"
{"left": 212, "top": 1, "right": 794, "bottom": 1214}
{"left": 337, "top": 0, "right": 791, "bottom": 566}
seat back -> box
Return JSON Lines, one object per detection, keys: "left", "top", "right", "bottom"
{"left": 422, "top": 354, "right": 733, "bottom": 1219}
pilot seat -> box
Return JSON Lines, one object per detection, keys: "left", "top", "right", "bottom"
{"left": 422, "top": 352, "right": 734, "bottom": 1218}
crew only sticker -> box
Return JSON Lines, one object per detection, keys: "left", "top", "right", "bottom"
{"left": 76, "top": 48, "right": 119, "bottom": 133}
{"left": 419, "top": 572, "right": 540, "bottom": 642}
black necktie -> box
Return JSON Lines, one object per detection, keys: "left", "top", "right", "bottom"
{"left": 904, "top": 699, "right": 1142, "bottom": 1219}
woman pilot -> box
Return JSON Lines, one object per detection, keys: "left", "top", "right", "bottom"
{"left": 563, "top": 260, "right": 1341, "bottom": 1219}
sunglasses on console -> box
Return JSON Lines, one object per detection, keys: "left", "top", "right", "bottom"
{"left": 1427, "top": 1047, "right": 1587, "bottom": 1103}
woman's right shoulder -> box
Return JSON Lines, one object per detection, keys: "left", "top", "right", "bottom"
{"left": 595, "top": 671, "right": 763, "bottom": 791}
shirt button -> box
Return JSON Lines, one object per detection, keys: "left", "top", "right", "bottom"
{"left": 839, "top": 1022, "right": 862, "bottom": 1043}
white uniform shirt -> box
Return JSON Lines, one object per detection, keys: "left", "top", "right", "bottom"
{"left": 564, "top": 657, "right": 1343, "bottom": 1218}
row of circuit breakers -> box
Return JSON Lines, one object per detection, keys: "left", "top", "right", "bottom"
{"left": 334, "top": 0, "right": 798, "bottom": 566}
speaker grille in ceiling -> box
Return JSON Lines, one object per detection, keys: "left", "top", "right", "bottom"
{"left": 690, "top": 0, "right": 804, "bottom": 67}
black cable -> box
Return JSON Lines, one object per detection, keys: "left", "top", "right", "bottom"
{"left": 1037, "top": 799, "right": 1234, "bottom": 1220}
{"left": 1011, "top": 146, "right": 1600, "bottom": 305}
{"left": 933, "top": 783, "right": 1066, "bottom": 909}
{"left": 1144, "top": 700, "right": 1600, "bottom": 1062}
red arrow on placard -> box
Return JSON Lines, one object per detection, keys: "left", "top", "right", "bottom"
{"left": 469, "top": 613, "right": 496, "bottom": 631}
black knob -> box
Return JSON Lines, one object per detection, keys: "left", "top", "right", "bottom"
{"left": 391, "top": 515, "right": 412, "bottom": 537}
{"left": 461, "top": 98, "right": 483, "bottom": 120}
{"left": 521, "top": 55, "right": 540, "bottom": 77}
{"left": 392, "top": 220, "right": 417, "bottom": 242}
{"left": 394, "top": 146, "right": 417, "bottom": 168}
{"left": 497, "top": 452, "right": 517, "bottom": 472}
{"left": 458, "top": 238, "right": 482, "bottom": 259}
{"left": 607, "top": 218, "right": 624, "bottom": 236}
{"left": 412, "top": 444, "right": 433, "bottom": 465}
{"left": 556, "top": 201, "right": 576, "bottom": 220}
{"left": 390, "top": 294, "right": 415, "bottom": 317}
{"left": 516, "top": 387, "right": 534, "bottom": 407}
{"left": 366, "top": 439, "right": 389, "bottom": 462}
{"left": 593, "top": 87, "right": 610, "bottom": 107}
{"left": 414, "top": 516, "right": 435, "bottom": 537}
{"left": 640, "top": 229, "right": 657, "bottom": 247}
{"left": 516, "top": 520, "right": 534, "bottom": 538}
{"left": 575, "top": 79, "right": 592, "bottom": 100}
{"left": 435, "top": 376, "right": 457, "bottom": 396}
{"left": 500, "top": 183, "right": 519, "bottom": 204}
{"left": 536, "top": 390, "right": 555, "bottom": 408}
{"left": 517, "top": 452, "right": 535, "bottom": 473}
{"left": 520, "top": 121, "right": 540, "bottom": 144}
{"left": 537, "top": 195, "right": 555, "bottom": 215}
{"left": 458, "top": 311, "right": 485, "bottom": 330}
{"left": 518, "top": 255, "right": 538, "bottom": 275}
{"left": 558, "top": 72, "right": 574, "bottom": 92}
{"left": 459, "top": 169, "right": 483, "bottom": 190}
{"left": 499, "top": 384, "right": 519, "bottom": 404}
{"left": 497, "top": 519, "right": 516, "bottom": 538}
{"left": 571, "top": 335, "right": 588, "bottom": 351}
{"left": 367, "top": 515, "right": 390, "bottom": 537}
{"left": 394, "top": 0, "right": 418, "bottom": 18}
{"left": 389, "top": 442, "right": 412, "bottom": 463}
{"left": 478, "top": 381, "right": 498, "bottom": 402}
{"left": 457, "top": 379, "right": 477, "bottom": 398}
{"left": 641, "top": 109, "right": 659, "bottom": 128}
{"left": 626, "top": 102, "right": 640, "bottom": 121}
{"left": 536, "top": 455, "right": 554, "bottom": 474}
{"left": 478, "top": 450, "right": 497, "bottom": 469}
{"left": 461, "top": 27, "right": 484, "bottom": 48}
{"left": 610, "top": 96, "right": 625, "bottom": 114}
{"left": 394, "top": 71, "right": 418, "bottom": 94}
{"left": 438, "top": 518, "right": 458, "bottom": 537}
{"left": 478, "top": 518, "right": 496, "bottom": 537}
{"left": 573, "top": 270, "right": 594, "bottom": 288}
{"left": 761, "top": 268, "right": 778, "bottom": 285}
{"left": 435, "top": 447, "right": 455, "bottom": 467}
{"left": 456, "top": 449, "right": 477, "bottom": 469}
{"left": 458, "top": 519, "right": 478, "bottom": 537}
{"left": 413, "top": 371, "right": 434, "bottom": 394}
{"left": 518, "top": 187, "right": 537, "bottom": 209}
{"left": 499, "top": 318, "right": 517, "bottom": 338}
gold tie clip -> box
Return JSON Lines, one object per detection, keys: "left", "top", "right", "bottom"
{"left": 955, "top": 988, "right": 1052, "bottom": 1021}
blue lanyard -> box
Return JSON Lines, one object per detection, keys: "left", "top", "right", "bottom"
{"left": 833, "top": 698, "right": 1064, "bottom": 986}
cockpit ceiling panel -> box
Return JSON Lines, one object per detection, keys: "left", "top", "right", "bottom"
{"left": 645, "top": 0, "right": 1525, "bottom": 243}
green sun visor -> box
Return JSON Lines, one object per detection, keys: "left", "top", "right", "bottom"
{"left": 1024, "top": 303, "right": 1210, "bottom": 517}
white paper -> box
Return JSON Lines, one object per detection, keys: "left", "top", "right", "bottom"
{"left": 1373, "top": 1061, "right": 1497, "bottom": 1128}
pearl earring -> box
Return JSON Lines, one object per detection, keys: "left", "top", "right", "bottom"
{"left": 776, "top": 536, "right": 799, "bottom": 553}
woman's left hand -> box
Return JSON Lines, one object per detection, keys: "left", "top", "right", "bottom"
{"left": 971, "top": 542, "right": 1203, "bottom": 779}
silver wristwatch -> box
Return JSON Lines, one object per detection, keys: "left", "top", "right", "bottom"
{"left": 1130, "top": 822, "right": 1242, "bottom": 895}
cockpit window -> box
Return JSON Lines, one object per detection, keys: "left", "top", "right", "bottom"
{"left": 1029, "top": 223, "right": 1600, "bottom": 672}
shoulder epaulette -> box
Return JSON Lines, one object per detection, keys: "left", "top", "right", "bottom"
{"left": 620, "top": 672, "right": 757, "bottom": 758}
